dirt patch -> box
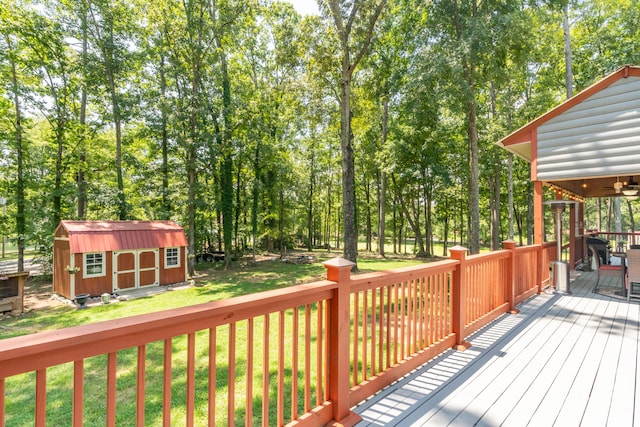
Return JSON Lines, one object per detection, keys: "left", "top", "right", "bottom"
{"left": 22, "top": 278, "right": 70, "bottom": 311}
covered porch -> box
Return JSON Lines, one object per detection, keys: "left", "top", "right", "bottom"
{"left": 354, "top": 271, "right": 640, "bottom": 426}
{"left": 497, "top": 65, "right": 640, "bottom": 269}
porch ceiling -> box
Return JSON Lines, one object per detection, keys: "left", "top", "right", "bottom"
{"left": 546, "top": 175, "right": 640, "bottom": 199}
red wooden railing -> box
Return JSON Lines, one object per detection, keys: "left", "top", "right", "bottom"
{"left": 0, "top": 242, "right": 549, "bottom": 427}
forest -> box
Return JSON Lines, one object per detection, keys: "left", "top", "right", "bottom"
{"left": 1, "top": 0, "right": 639, "bottom": 274}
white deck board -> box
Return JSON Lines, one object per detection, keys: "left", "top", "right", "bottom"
{"left": 353, "top": 271, "right": 640, "bottom": 427}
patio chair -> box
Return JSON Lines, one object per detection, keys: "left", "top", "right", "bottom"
{"left": 626, "top": 249, "right": 640, "bottom": 302}
{"left": 589, "top": 244, "right": 624, "bottom": 293}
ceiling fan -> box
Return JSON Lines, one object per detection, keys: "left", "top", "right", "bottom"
{"left": 623, "top": 176, "right": 639, "bottom": 196}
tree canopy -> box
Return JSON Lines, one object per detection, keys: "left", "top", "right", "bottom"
{"left": 1, "top": 0, "right": 639, "bottom": 271}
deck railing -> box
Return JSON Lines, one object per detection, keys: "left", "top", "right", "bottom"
{"left": 0, "top": 241, "right": 549, "bottom": 427}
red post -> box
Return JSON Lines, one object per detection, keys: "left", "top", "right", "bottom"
{"left": 323, "top": 258, "right": 361, "bottom": 427}
{"left": 502, "top": 240, "right": 520, "bottom": 314}
{"left": 449, "top": 246, "right": 471, "bottom": 351}
{"left": 533, "top": 180, "right": 544, "bottom": 245}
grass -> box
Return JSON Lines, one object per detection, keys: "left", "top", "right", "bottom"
{"left": 1, "top": 252, "right": 428, "bottom": 340}
{"left": 1, "top": 252, "right": 429, "bottom": 425}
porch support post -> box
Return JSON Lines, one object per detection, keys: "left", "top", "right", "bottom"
{"left": 578, "top": 200, "right": 586, "bottom": 263}
{"left": 449, "top": 246, "right": 471, "bottom": 351}
{"left": 534, "top": 180, "right": 544, "bottom": 245}
{"left": 323, "top": 258, "right": 361, "bottom": 427}
{"left": 569, "top": 202, "right": 576, "bottom": 269}
{"left": 502, "top": 240, "right": 520, "bottom": 314}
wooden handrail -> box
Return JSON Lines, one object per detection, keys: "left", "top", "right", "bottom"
{"left": 0, "top": 242, "right": 547, "bottom": 427}
{"left": 0, "top": 281, "right": 336, "bottom": 378}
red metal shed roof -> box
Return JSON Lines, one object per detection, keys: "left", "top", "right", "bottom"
{"left": 57, "top": 220, "right": 188, "bottom": 253}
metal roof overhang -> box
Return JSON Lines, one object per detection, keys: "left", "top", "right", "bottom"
{"left": 58, "top": 220, "right": 188, "bottom": 253}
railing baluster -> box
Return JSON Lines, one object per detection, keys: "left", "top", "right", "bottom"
{"left": 107, "top": 352, "right": 117, "bottom": 427}
{"left": 304, "top": 304, "right": 311, "bottom": 413}
{"left": 400, "top": 280, "right": 406, "bottom": 358}
{"left": 352, "top": 292, "right": 359, "bottom": 386}
{"left": 292, "top": 307, "right": 299, "bottom": 421}
{"left": 370, "top": 288, "right": 376, "bottom": 377}
{"left": 323, "top": 299, "right": 329, "bottom": 403}
{"left": 228, "top": 324, "right": 236, "bottom": 425}
{"left": 378, "top": 286, "right": 384, "bottom": 372}
{"left": 385, "top": 285, "right": 391, "bottom": 369}
{"left": 277, "top": 311, "right": 285, "bottom": 426}
{"left": 163, "top": 338, "right": 172, "bottom": 427}
{"left": 208, "top": 329, "right": 216, "bottom": 427}
{"left": 246, "top": 318, "right": 253, "bottom": 427}
{"left": 417, "top": 278, "right": 423, "bottom": 350}
{"left": 73, "top": 360, "right": 83, "bottom": 427}
{"left": 361, "top": 290, "right": 367, "bottom": 381}
{"left": 393, "top": 282, "right": 399, "bottom": 364}
{"left": 186, "top": 332, "right": 195, "bottom": 427}
{"left": 410, "top": 278, "right": 416, "bottom": 354}
{"left": 0, "top": 378, "right": 5, "bottom": 427}
{"left": 137, "top": 345, "right": 146, "bottom": 426}
{"left": 35, "top": 368, "right": 46, "bottom": 427}
{"left": 262, "top": 314, "right": 270, "bottom": 427}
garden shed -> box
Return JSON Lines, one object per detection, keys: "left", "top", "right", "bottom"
{"left": 53, "top": 220, "right": 189, "bottom": 299}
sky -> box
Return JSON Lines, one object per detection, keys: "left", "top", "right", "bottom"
{"left": 283, "top": 0, "right": 320, "bottom": 16}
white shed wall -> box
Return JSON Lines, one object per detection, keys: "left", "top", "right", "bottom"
{"left": 537, "top": 76, "right": 640, "bottom": 180}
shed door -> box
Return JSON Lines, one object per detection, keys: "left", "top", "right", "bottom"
{"left": 112, "top": 249, "right": 159, "bottom": 292}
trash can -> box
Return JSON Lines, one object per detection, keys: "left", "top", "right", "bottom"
{"left": 101, "top": 293, "right": 111, "bottom": 304}
{"left": 550, "top": 261, "right": 571, "bottom": 294}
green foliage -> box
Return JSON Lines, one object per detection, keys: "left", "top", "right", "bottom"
{"left": 0, "top": 0, "right": 637, "bottom": 269}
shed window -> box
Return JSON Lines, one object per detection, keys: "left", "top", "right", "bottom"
{"left": 165, "top": 247, "right": 180, "bottom": 268}
{"left": 84, "top": 252, "right": 105, "bottom": 278}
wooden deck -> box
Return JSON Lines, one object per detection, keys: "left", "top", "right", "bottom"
{"left": 353, "top": 270, "right": 640, "bottom": 426}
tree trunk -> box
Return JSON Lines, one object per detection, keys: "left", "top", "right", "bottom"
{"left": 307, "top": 143, "right": 316, "bottom": 252}
{"left": 507, "top": 153, "right": 514, "bottom": 240}
{"left": 251, "top": 140, "right": 261, "bottom": 258}
{"left": 377, "top": 97, "right": 389, "bottom": 257}
{"left": 466, "top": 81, "right": 480, "bottom": 254}
{"left": 159, "top": 54, "right": 171, "bottom": 220}
{"left": 489, "top": 173, "right": 501, "bottom": 250}
{"left": 365, "top": 180, "right": 372, "bottom": 252}
{"left": 105, "top": 60, "right": 127, "bottom": 220}
{"left": 77, "top": 6, "right": 88, "bottom": 219}
{"left": 53, "top": 123, "right": 64, "bottom": 226}
{"left": 9, "top": 48, "right": 25, "bottom": 272}
{"left": 279, "top": 188, "right": 285, "bottom": 256}
{"left": 328, "top": 0, "right": 386, "bottom": 267}
{"left": 627, "top": 199, "right": 636, "bottom": 244}
{"left": 218, "top": 41, "right": 234, "bottom": 269}
{"left": 442, "top": 201, "right": 450, "bottom": 256}
{"left": 186, "top": 57, "right": 201, "bottom": 277}
{"left": 339, "top": 70, "right": 358, "bottom": 264}
{"left": 563, "top": 4, "right": 573, "bottom": 99}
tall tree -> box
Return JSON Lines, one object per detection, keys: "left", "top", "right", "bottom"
{"left": 0, "top": 6, "right": 28, "bottom": 271}
{"left": 327, "top": 0, "right": 386, "bottom": 265}
{"left": 84, "top": 0, "right": 140, "bottom": 220}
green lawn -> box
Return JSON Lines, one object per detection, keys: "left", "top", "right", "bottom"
{"left": 1, "top": 252, "right": 428, "bottom": 339}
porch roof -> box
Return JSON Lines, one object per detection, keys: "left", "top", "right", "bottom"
{"left": 56, "top": 220, "right": 188, "bottom": 253}
{"left": 496, "top": 65, "right": 640, "bottom": 199}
